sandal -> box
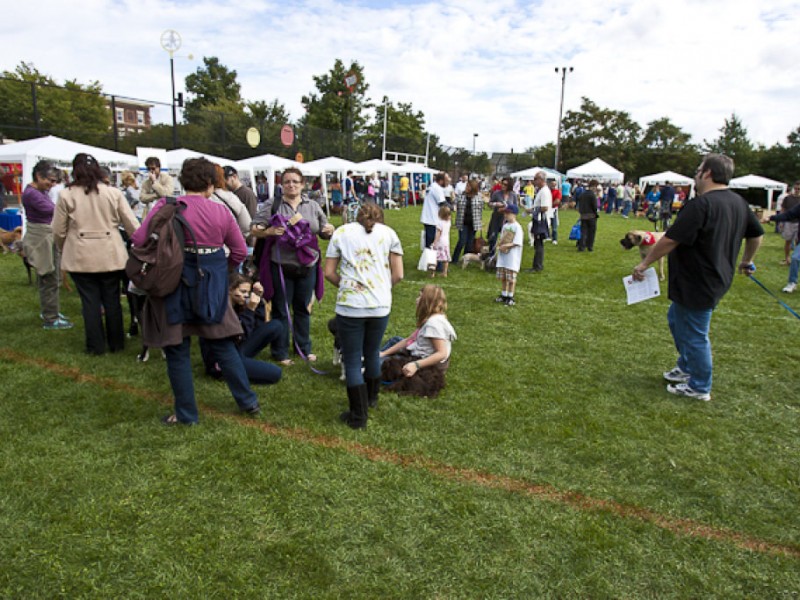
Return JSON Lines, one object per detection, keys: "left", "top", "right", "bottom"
{"left": 306, "top": 353, "right": 317, "bottom": 362}
{"left": 161, "top": 414, "right": 194, "bottom": 426}
{"left": 278, "top": 359, "right": 294, "bottom": 366}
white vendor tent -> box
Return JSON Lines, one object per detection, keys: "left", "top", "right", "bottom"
{"left": 164, "top": 148, "right": 238, "bottom": 171}
{"left": 729, "top": 174, "right": 787, "bottom": 211}
{"left": 354, "top": 158, "right": 401, "bottom": 175}
{"left": 0, "top": 135, "right": 137, "bottom": 187}
{"left": 511, "top": 166, "right": 562, "bottom": 181}
{"left": 638, "top": 170, "right": 695, "bottom": 197}
{"left": 235, "top": 153, "right": 319, "bottom": 201}
{"left": 566, "top": 157, "right": 624, "bottom": 183}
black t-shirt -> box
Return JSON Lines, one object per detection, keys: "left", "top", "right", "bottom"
{"left": 666, "top": 188, "right": 764, "bottom": 309}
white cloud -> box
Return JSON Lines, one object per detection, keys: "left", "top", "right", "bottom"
{"left": 2, "top": 0, "right": 799, "bottom": 162}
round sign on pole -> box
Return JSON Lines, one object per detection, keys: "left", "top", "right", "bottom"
{"left": 246, "top": 127, "right": 260, "bottom": 148}
{"left": 280, "top": 125, "right": 294, "bottom": 147}
{"left": 295, "top": 153, "right": 304, "bottom": 163}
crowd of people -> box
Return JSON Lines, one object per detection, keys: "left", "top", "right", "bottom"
{"left": 15, "top": 150, "right": 795, "bottom": 422}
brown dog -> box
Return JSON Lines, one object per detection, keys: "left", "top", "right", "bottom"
{"left": 0, "top": 226, "right": 22, "bottom": 253}
{"left": 620, "top": 230, "right": 666, "bottom": 280}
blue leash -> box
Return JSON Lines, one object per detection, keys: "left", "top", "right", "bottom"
{"left": 748, "top": 274, "right": 800, "bottom": 321}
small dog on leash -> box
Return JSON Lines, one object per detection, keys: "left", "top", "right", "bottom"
{"left": 461, "top": 245, "right": 491, "bottom": 270}
{"left": 0, "top": 226, "right": 22, "bottom": 253}
{"left": 620, "top": 230, "right": 666, "bottom": 280}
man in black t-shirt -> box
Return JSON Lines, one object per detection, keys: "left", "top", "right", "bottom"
{"left": 632, "top": 154, "right": 763, "bottom": 402}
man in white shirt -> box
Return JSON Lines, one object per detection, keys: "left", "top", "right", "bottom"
{"left": 454, "top": 174, "right": 468, "bottom": 199}
{"left": 421, "top": 172, "right": 447, "bottom": 247}
{"left": 525, "top": 171, "right": 552, "bottom": 272}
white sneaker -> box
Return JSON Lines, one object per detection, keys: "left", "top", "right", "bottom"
{"left": 552, "top": 240, "right": 558, "bottom": 245}
{"left": 667, "top": 383, "right": 710, "bottom": 401}
{"left": 782, "top": 282, "right": 797, "bottom": 293}
{"left": 663, "top": 366, "right": 690, "bottom": 383}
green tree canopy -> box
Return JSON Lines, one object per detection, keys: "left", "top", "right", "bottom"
{"left": 0, "top": 62, "right": 110, "bottom": 145}
{"left": 703, "top": 113, "right": 755, "bottom": 175}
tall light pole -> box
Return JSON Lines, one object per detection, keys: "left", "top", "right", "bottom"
{"left": 473, "top": 133, "right": 479, "bottom": 154}
{"left": 554, "top": 66, "right": 573, "bottom": 171}
{"left": 161, "top": 30, "right": 182, "bottom": 150}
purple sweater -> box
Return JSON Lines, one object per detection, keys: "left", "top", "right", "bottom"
{"left": 22, "top": 185, "right": 54, "bottom": 224}
{"left": 131, "top": 194, "right": 247, "bottom": 267}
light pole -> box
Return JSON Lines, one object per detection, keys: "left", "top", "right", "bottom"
{"left": 161, "top": 30, "right": 182, "bottom": 149}
{"left": 554, "top": 66, "right": 573, "bottom": 171}
{"left": 472, "top": 133, "right": 478, "bottom": 154}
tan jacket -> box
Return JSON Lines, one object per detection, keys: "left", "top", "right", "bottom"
{"left": 53, "top": 184, "right": 139, "bottom": 273}
{"left": 140, "top": 171, "right": 175, "bottom": 217}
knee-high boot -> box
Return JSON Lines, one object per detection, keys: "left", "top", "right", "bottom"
{"left": 366, "top": 377, "right": 381, "bottom": 408}
{"left": 340, "top": 384, "right": 368, "bottom": 429}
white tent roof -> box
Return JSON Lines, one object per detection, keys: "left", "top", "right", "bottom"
{"left": 511, "top": 166, "right": 562, "bottom": 179}
{"left": 303, "top": 156, "right": 359, "bottom": 173}
{"left": 354, "top": 158, "right": 402, "bottom": 175}
{"left": 729, "top": 174, "right": 787, "bottom": 190}
{"left": 638, "top": 170, "right": 694, "bottom": 186}
{"left": 236, "top": 153, "right": 298, "bottom": 171}
{"left": 164, "top": 148, "right": 238, "bottom": 170}
{"left": 395, "top": 162, "right": 438, "bottom": 175}
{"left": 0, "top": 135, "right": 137, "bottom": 186}
{"left": 565, "top": 157, "right": 624, "bottom": 182}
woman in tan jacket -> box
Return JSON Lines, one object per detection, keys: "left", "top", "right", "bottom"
{"left": 53, "top": 154, "right": 139, "bottom": 354}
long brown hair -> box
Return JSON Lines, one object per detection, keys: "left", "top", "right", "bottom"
{"left": 415, "top": 284, "right": 447, "bottom": 328}
{"left": 356, "top": 202, "right": 384, "bottom": 233}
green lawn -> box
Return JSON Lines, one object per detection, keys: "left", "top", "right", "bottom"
{"left": 1, "top": 206, "right": 798, "bottom": 598}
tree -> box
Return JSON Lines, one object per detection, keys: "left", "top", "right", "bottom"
{"left": 703, "top": 113, "right": 755, "bottom": 175}
{"left": 184, "top": 57, "right": 243, "bottom": 124}
{"left": 637, "top": 117, "right": 699, "bottom": 178}
{"left": 559, "top": 97, "right": 641, "bottom": 176}
{"left": 756, "top": 124, "right": 800, "bottom": 183}
{"left": 364, "top": 97, "right": 427, "bottom": 159}
{"left": 0, "top": 62, "right": 110, "bottom": 145}
{"left": 298, "top": 59, "right": 371, "bottom": 159}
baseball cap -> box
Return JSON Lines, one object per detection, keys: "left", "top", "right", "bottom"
{"left": 504, "top": 203, "right": 519, "bottom": 214}
{"left": 223, "top": 166, "right": 238, "bottom": 178}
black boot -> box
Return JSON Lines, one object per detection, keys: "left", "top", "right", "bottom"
{"left": 366, "top": 377, "right": 381, "bottom": 409}
{"left": 340, "top": 384, "right": 368, "bottom": 429}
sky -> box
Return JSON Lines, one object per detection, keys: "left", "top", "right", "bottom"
{"left": 2, "top": 0, "right": 799, "bottom": 158}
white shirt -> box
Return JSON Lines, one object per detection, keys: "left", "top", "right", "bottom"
{"left": 455, "top": 180, "right": 467, "bottom": 197}
{"left": 408, "top": 314, "right": 457, "bottom": 361}
{"left": 421, "top": 181, "right": 446, "bottom": 225}
{"left": 496, "top": 221, "right": 523, "bottom": 272}
{"left": 533, "top": 185, "right": 553, "bottom": 220}
{"left": 326, "top": 222, "right": 403, "bottom": 318}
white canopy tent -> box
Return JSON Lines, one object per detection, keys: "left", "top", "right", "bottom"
{"left": 729, "top": 174, "right": 787, "bottom": 211}
{"left": 354, "top": 158, "right": 401, "bottom": 175}
{"left": 638, "top": 170, "right": 695, "bottom": 197}
{"left": 0, "top": 135, "right": 137, "bottom": 187}
{"left": 566, "top": 157, "right": 624, "bottom": 183}
{"left": 511, "top": 166, "right": 563, "bottom": 181}
{"left": 235, "top": 154, "right": 319, "bottom": 202}
{"left": 164, "top": 148, "right": 238, "bottom": 171}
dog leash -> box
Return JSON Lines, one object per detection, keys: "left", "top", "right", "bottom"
{"left": 748, "top": 274, "right": 800, "bottom": 321}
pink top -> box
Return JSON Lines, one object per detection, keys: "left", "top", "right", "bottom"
{"left": 131, "top": 194, "right": 247, "bottom": 266}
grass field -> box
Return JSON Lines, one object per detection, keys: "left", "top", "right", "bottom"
{"left": 1, "top": 205, "right": 798, "bottom": 598}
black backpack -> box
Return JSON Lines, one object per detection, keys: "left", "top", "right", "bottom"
{"left": 125, "top": 197, "right": 200, "bottom": 297}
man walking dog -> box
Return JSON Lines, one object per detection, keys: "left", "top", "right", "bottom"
{"left": 632, "top": 154, "right": 763, "bottom": 402}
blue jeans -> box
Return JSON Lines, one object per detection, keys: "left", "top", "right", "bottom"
{"left": 270, "top": 262, "right": 316, "bottom": 360}
{"left": 550, "top": 212, "right": 559, "bottom": 242}
{"left": 201, "top": 320, "right": 284, "bottom": 385}
{"left": 451, "top": 226, "right": 476, "bottom": 263}
{"left": 423, "top": 224, "right": 437, "bottom": 248}
{"left": 788, "top": 243, "right": 800, "bottom": 284}
{"left": 165, "top": 337, "right": 258, "bottom": 424}
{"left": 336, "top": 314, "right": 389, "bottom": 386}
{"left": 621, "top": 200, "right": 632, "bottom": 217}
{"left": 667, "top": 302, "right": 713, "bottom": 394}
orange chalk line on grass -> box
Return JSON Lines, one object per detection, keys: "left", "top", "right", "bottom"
{"left": 2, "top": 347, "right": 798, "bottom": 560}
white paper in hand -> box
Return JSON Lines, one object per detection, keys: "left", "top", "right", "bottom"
{"left": 623, "top": 267, "right": 661, "bottom": 305}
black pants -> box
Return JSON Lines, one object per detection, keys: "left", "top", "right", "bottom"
{"left": 532, "top": 237, "right": 545, "bottom": 270}
{"left": 70, "top": 271, "right": 126, "bottom": 354}
{"left": 578, "top": 219, "right": 597, "bottom": 251}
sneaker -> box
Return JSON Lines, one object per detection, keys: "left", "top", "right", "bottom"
{"left": 552, "top": 240, "right": 558, "bottom": 245}
{"left": 663, "top": 366, "right": 691, "bottom": 383}
{"left": 506, "top": 298, "right": 516, "bottom": 306}
{"left": 40, "top": 312, "right": 67, "bottom": 321}
{"left": 666, "top": 383, "right": 710, "bottom": 401}
{"left": 495, "top": 295, "right": 506, "bottom": 303}
{"left": 782, "top": 282, "right": 797, "bottom": 293}
{"left": 43, "top": 317, "right": 73, "bottom": 330}
{"left": 332, "top": 346, "right": 342, "bottom": 366}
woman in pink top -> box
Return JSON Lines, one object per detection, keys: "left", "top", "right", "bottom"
{"left": 132, "top": 157, "right": 259, "bottom": 425}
